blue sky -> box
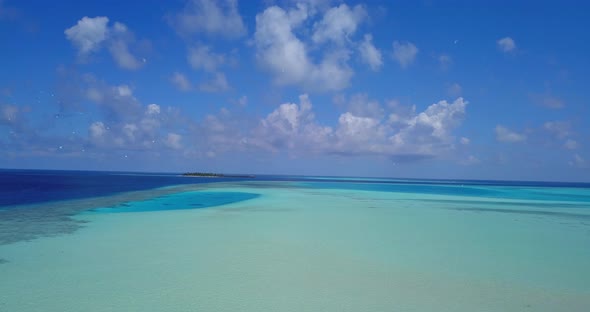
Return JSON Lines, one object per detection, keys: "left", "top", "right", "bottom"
{"left": 1, "top": 0, "right": 589, "bottom": 181}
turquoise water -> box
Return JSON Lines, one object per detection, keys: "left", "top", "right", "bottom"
{"left": 1, "top": 178, "right": 590, "bottom": 311}
{"left": 90, "top": 191, "right": 260, "bottom": 213}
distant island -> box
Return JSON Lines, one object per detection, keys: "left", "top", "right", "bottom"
{"left": 182, "top": 172, "right": 255, "bottom": 178}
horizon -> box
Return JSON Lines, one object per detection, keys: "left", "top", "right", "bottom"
{"left": 3, "top": 167, "right": 590, "bottom": 185}
{"left": 1, "top": 0, "right": 589, "bottom": 182}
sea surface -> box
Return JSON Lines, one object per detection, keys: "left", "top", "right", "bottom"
{"left": 1, "top": 169, "right": 590, "bottom": 311}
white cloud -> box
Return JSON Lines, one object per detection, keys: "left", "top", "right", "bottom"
{"left": 251, "top": 94, "right": 333, "bottom": 151}
{"left": 146, "top": 104, "right": 161, "bottom": 115}
{"left": 311, "top": 4, "right": 366, "bottom": 45}
{"left": 495, "top": 125, "right": 526, "bottom": 143}
{"left": 460, "top": 137, "right": 470, "bottom": 145}
{"left": 392, "top": 41, "right": 418, "bottom": 68}
{"left": 345, "top": 93, "right": 384, "bottom": 119}
{"left": 250, "top": 95, "right": 467, "bottom": 161}
{"left": 65, "top": 17, "right": 144, "bottom": 70}
{"left": 198, "top": 72, "right": 230, "bottom": 92}
{"left": 171, "top": 72, "right": 192, "bottom": 91}
{"left": 497, "top": 37, "right": 516, "bottom": 52}
{"left": 89, "top": 121, "right": 106, "bottom": 141}
{"left": 358, "top": 34, "right": 383, "bottom": 71}
{"left": 115, "top": 85, "right": 133, "bottom": 97}
{"left": 65, "top": 16, "right": 109, "bottom": 56}
{"left": 187, "top": 44, "right": 225, "bottom": 72}
{"left": 254, "top": 4, "right": 353, "bottom": 91}
{"left": 165, "top": 133, "right": 182, "bottom": 149}
{"left": 108, "top": 25, "right": 142, "bottom": 70}
{"left": 109, "top": 40, "right": 141, "bottom": 69}
{"left": 564, "top": 139, "right": 578, "bottom": 150}
{"left": 170, "top": 0, "right": 246, "bottom": 38}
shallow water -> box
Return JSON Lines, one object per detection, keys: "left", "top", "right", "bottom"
{"left": 1, "top": 179, "right": 590, "bottom": 311}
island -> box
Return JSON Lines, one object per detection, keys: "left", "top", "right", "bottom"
{"left": 182, "top": 172, "right": 255, "bottom": 178}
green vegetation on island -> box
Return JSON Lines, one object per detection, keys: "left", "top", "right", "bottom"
{"left": 182, "top": 172, "right": 255, "bottom": 178}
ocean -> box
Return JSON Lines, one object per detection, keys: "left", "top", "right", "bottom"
{"left": 1, "top": 169, "right": 589, "bottom": 311}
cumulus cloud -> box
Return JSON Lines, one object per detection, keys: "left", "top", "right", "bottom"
{"left": 495, "top": 125, "right": 526, "bottom": 142}
{"left": 171, "top": 72, "right": 192, "bottom": 91}
{"left": 358, "top": 34, "right": 383, "bottom": 71}
{"left": 64, "top": 16, "right": 109, "bottom": 56}
{"left": 311, "top": 4, "right": 366, "bottom": 45}
{"left": 392, "top": 41, "right": 418, "bottom": 68}
{"left": 254, "top": 4, "right": 356, "bottom": 92}
{"left": 65, "top": 17, "right": 145, "bottom": 70}
{"left": 249, "top": 94, "right": 467, "bottom": 161}
{"left": 169, "top": 0, "right": 246, "bottom": 38}
{"left": 66, "top": 75, "right": 188, "bottom": 154}
{"left": 497, "top": 37, "right": 516, "bottom": 52}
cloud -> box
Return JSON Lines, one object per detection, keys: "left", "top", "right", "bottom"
{"left": 497, "top": 37, "right": 516, "bottom": 52}
{"left": 198, "top": 72, "right": 230, "bottom": 92}
{"left": 460, "top": 137, "right": 470, "bottom": 145}
{"left": 343, "top": 93, "right": 384, "bottom": 119}
{"left": 311, "top": 4, "right": 366, "bottom": 45}
{"left": 254, "top": 4, "right": 355, "bottom": 92}
{"left": 171, "top": 72, "right": 192, "bottom": 91}
{"left": 108, "top": 22, "right": 143, "bottom": 70}
{"left": 358, "top": 34, "right": 383, "bottom": 71}
{"left": 65, "top": 17, "right": 145, "bottom": 70}
{"left": 187, "top": 44, "right": 226, "bottom": 72}
{"left": 64, "top": 16, "right": 109, "bottom": 56}
{"left": 169, "top": 0, "right": 246, "bottom": 38}
{"left": 392, "top": 41, "right": 418, "bottom": 68}
{"left": 495, "top": 125, "right": 526, "bottom": 142}
{"left": 165, "top": 133, "right": 182, "bottom": 149}
{"left": 249, "top": 94, "right": 467, "bottom": 161}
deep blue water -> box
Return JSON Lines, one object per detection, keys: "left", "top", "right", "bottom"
{"left": 2, "top": 169, "right": 590, "bottom": 208}
{"left": 0, "top": 169, "right": 254, "bottom": 207}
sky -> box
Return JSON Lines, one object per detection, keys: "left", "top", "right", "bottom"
{"left": 0, "top": 0, "right": 589, "bottom": 181}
